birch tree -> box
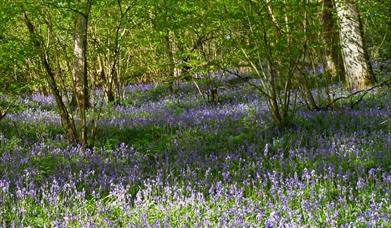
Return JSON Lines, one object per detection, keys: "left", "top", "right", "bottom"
{"left": 73, "top": 0, "right": 92, "bottom": 144}
{"left": 334, "top": 0, "right": 376, "bottom": 90}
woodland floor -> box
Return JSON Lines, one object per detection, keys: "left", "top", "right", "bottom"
{"left": 0, "top": 68, "right": 390, "bottom": 226}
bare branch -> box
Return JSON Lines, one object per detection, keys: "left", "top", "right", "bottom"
{"left": 324, "top": 79, "right": 391, "bottom": 109}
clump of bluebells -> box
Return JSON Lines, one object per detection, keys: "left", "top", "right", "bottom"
{"left": 0, "top": 81, "right": 390, "bottom": 226}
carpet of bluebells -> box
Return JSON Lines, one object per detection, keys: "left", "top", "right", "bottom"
{"left": 0, "top": 78, "right": 390, "bottom": 227}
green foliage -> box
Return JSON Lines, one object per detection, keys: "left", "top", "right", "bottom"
{"left": 358, "top": 0, "right": 391, "bottom": 59}
{"left": 0, "top": 2, "right": 390, "bottom": 225}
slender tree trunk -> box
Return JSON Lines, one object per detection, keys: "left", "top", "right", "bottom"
{"left": 107, "top": 25, "right": 122, "bottom": 103}
{"left": 23, "top": 12, "right": 79, "bottom": 143}
{"left": 165, "top": 30, "right": 176, "bottom": 80}
{"left": 165, "top": 30, "right": 180, "bottom": 93}
{"left": 73, "top": 0, "right": 91, "bottom": 144}
{"left": 101, "top": 1, "right": 130, "bottom": 103}
{"left": 334, "top": 0, "right": 375, "bottom": 90}
{"left": 322, "top": 0, "right": 344, "bottom": 81}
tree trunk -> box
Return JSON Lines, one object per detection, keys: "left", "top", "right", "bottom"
{"left": 23, "top": 12, "right": 79, "bottom": 143}
{"left": 165, "top": 31, "right": 176, "bottom": 80}
{"left": 73, "top": 0, "right": 91, "bottom": 144}
{"left": 334, "top": 0, "right": 375, "bottom": 90}
{"left": 322, "top": 0, "right": 344, "bottom": 81}
{"left": 107, "top": 25, "right": 122, "bottom": 104}
{"left": 165, "top": 30, "right": 180, "bottom": 93}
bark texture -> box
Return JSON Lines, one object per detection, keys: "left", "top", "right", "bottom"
{"left": 334, "top": 0, "right": 375, "bottom": 90}
{"left": 73, "top": 0, "right": 91, "bottom": 144}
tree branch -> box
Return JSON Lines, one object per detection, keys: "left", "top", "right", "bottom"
{"left": 324, "top": 79, "right": 391, "bottom": 109}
